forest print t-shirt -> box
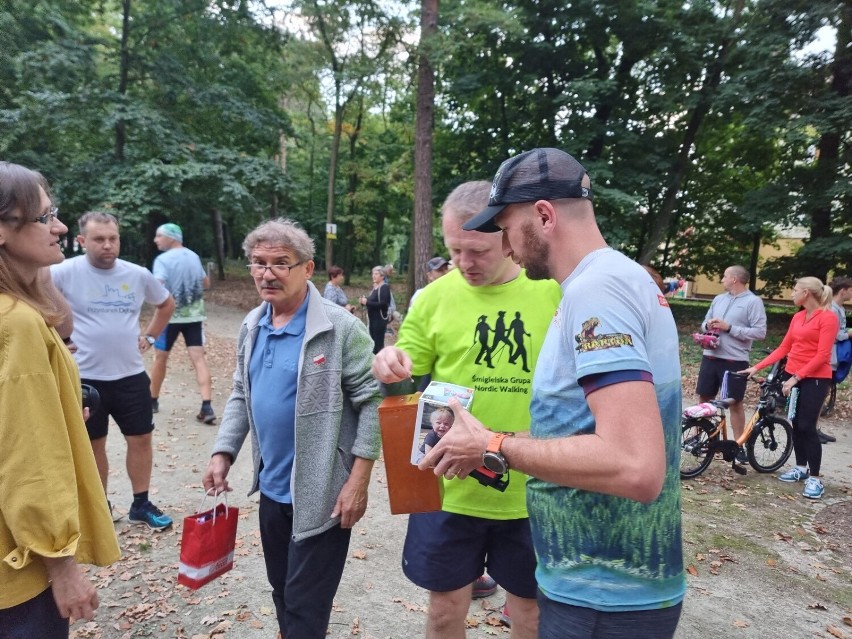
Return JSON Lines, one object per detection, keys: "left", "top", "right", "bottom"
{"left": 529, "top": 248, "right": 686, "bottom": 612}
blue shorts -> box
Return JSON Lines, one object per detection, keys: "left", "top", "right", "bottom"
{"left": 539, "top": 594, "right": 683, "bottom": 639}
{"left": 402, "top": 510, "right": 537, "bottom": 598}
{"left": 82, "top": 372, "right": 155, "bottom": 440}
{"left": 154, "top": 321, "right": 204, "bottom": 351}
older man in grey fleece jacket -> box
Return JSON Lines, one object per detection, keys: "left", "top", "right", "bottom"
{"left": 203, "top": 218, "right": 381, "bottom": 639}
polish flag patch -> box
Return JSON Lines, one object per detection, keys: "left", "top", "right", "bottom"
{"left": 313, "top": 354, "right": 326, "bottom": 365}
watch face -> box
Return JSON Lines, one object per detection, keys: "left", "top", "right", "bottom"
{"left": 146, "top": 336, "right": 156, "bottom": 345}
{"left": 483, "top": 452, "right": 507, "bottom": 475}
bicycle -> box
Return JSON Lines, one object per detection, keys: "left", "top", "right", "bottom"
{"left": 680, "top": 362, "right": 794, "bottom": 479}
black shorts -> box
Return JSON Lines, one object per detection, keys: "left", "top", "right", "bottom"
{"left": 82, "top": 372, "right": 154, "bottom": 440}
{"left": 154, "top": 322, "right": 205, "bottom": 351}
{"left": 695, "top": 356, "right": 749, "bottom": 401}
{"left": 401, "top": 510, "right": 537, "bottom": 598}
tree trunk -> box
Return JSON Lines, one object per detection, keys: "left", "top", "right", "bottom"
{"left": 325, "top": 104, "right": 343, "bottom": 270}
{"left": 637, "top": 0, "right": 744, "bottom": 265}
{"left": 749, "top": 232, "right": 761, "bottom": 292}
{"left": 212, "top": 207, "right": 225, "bottom": 281}
{"left": 805, "top": 2, "right": 850, "bottom": 279}
{"left": 413, "top": 0, "right": 438, "bottom": 292}
{"left": 115, "top": 0, "right": 131, "bottom": 161}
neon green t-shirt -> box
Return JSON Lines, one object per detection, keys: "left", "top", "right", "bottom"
{"left": 396, "top": 268, "right": 561, "bottom": 519}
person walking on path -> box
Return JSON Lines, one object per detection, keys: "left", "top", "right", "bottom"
{"left": 741, "top": 277, "right": 839, "bottom": 500}
{"left": 422, "top": 148, "right": 685, "bottom": 639}
{"left": 359, "top": 265, "right": 391, "bottom": 353}
{"left": 51, "top": 211, "right": 176, "bottom": 530}
{"left": 148, "top": 223, "right": 216, "bottom": 424}
{"left": 0, "top": 162, "right": 121, "bottom": 638}
{"left": 203, "top": 218, "right": 381, "bottom": 639}
{"left": 696, "top": 265, "right": 767, "bottom": 460}
{"left": 372, "top": 181, "right": 562, "bottom": 639}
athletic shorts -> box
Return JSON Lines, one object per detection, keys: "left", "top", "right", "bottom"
{"left": 538, "top": 594, "right": 683, "bottom": 639}
{"left": 82, "top": 372, "right": 154, "bottom": 440}
{"left": 154, "top": 321, "right": 205, "bottom": 351}
{"left": 401, "top": 510, "right": 537, "bottom": 598}
{"left": 695, "top": 356, "right": 749, "bottom": 401}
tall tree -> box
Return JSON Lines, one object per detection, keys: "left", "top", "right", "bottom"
{"left": 412, "top": 0, "right": 438, "bottom": 292}
{"left": 295, "top": 0, "right": 403, "bottom": 267}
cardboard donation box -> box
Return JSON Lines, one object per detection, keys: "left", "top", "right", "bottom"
{"left": 379, "top": 394, "right": 441, "bottom": 514}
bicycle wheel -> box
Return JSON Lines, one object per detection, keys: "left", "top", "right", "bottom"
{"left": 680, "top": 418, "right": 716, "bottom": 479}
{"left": 747, "top": 415, "right": 793, "bottom": 473}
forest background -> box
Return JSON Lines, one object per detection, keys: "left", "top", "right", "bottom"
{"left": 1, "top": 0, "right": 849, "bottom": 296}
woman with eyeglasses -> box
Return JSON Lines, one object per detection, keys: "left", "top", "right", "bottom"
{"left": 740, "top": 277, "right": 839, "bottom": 500}
{"left": 0, "top": 162, "right": 120, "bottom": 638}
{"left": 359, "top": 265, "right": 391, "bottom": 353}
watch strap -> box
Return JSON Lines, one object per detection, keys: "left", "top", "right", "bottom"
{"left": 487, "top": 432, "right": 508, "bottom": 454}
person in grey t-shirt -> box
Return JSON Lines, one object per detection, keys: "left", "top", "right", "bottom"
{"left": 696, "top": 266, "right": 767, "bottom": 449}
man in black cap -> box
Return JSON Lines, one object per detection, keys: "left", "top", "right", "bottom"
{"left": 373, "top": 181, "right": 562, "bottom": 639}
{"left": 421, "top": 148, "right": 686, "bottom": 639}
{"left": 408, "top": 256, "right": 450, "bottom": 309}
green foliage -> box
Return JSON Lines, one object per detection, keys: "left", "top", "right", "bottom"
{"left": 2, "top": 0, "right": 847, "bottom": 285}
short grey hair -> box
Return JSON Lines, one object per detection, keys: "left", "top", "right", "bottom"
{"left": 441, "top": 181, "right": 491, "bottom": 224}
{"left": 242, "top": 218, "right": 315, "bottom": 261}
{"left": 78, "top": 211, "right": 119, "bottom": 235}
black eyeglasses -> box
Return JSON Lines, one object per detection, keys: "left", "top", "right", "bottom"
{"left": 246, "top": 261, "right": 304, "bottom": 277}
{"left": 33, "top": 206, "right": 59, "bottom": 225}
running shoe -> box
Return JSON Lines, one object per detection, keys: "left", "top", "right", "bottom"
{"left": 802, "top": 477, "right": 824, "bottom": 499}
{"left": 778, "top": 467, "right": 809, "bottom": 482}
{"left": 196, "top": 406, "right": 217, "bottom": 425}
{"left": 128, "top": 500, "right": 173, "bottom": 531}
{"left": 472, "top": 574, "right": 497, "bottom": 599}
{"left": 500, "top": 603, "right": 511, "bottom": 627}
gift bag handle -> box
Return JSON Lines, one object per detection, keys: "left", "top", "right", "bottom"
{"left": 197, "top": 488, "right": 231, "bottom": 523}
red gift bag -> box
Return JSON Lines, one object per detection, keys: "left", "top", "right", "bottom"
{"left": 178, "top": 492, "right": 239, "bottom": 589}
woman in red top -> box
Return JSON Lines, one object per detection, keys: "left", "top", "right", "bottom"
{"left": 741, "top": 277, "right": 838, "bottom": 499}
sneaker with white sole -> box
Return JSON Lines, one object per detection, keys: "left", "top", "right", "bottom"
{"left": 802, "top": 477, "right": 824, "bottom": 499}
{"left": 128, "top": 500, "right": 173, "bottom": 531}
{"left": 778, "top": 467, "right": 809, "bottom": 483}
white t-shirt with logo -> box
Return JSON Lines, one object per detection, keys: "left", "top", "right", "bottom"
{"left": 51, "top": 256, "right": 171, "bottom": 380}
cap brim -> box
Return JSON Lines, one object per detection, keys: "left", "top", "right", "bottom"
{"left": 462, "top": 203, "right": 506, "bottom": 233}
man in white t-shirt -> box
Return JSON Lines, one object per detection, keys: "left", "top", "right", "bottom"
{"left": 149, "top": 223, "right": 215, "bottom": 423}
{"left": 51, "top": 212, "right": 176, "bottom": 531}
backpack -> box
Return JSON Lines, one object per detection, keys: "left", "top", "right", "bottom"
{"left": 834, "top": 339, "right": 852, "bottom": 384}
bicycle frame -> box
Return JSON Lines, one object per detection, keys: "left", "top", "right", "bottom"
{"left": 680, "top": 360, "right": 792, "bottom": 478}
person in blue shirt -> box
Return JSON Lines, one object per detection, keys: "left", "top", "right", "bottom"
{"left": 203, "top": 218, "right": 381, "bottom": 639}
{"left": 422, "top": 148, "right": 685, "bottom": 639}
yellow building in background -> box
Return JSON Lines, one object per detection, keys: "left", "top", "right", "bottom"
{"left": 689, "top": 227, "right": 809, "bottom": 301}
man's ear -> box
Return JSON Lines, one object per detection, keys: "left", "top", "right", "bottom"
{"left": 76, "top": 234, "right": 86, "bottom": 249}
{"left": 533, "top": 200, "right": 557, "bottom": 231}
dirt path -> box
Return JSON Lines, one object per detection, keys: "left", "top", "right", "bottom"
{"left": 78, "top": 302, "right": 852, "bottom": 639}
